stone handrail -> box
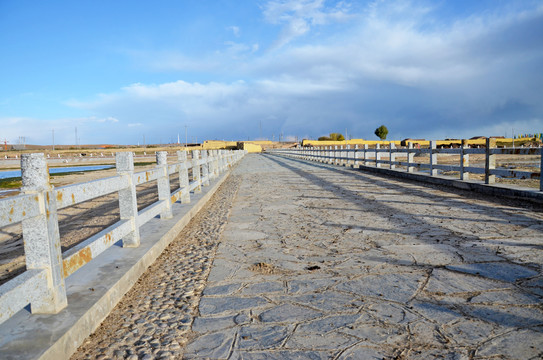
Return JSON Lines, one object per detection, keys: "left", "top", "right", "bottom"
{"left": 271, "top": 138, "right": 542, "bottom": 191}
{"left": 0, "top": 149, "right": 245, "bottom": 325}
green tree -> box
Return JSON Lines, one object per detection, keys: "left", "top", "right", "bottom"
{"left": 329, "top": 133, "right": 345, "bottom": 141}
{"left": 319, "top": 133, "right": 345, "bottom": 141}
{"left": 374, "top": 125, "right": 388, "bottom": 140}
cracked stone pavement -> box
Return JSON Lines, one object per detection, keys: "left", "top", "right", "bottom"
{"left": 183, "top": 154, "right": 543, "bottom": 360}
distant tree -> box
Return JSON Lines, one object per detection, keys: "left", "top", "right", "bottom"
{"left": 318, "top": 133, "right": 346, "bottom": 141}
{"left": 374, "top": 125, "right": 388, "bottom": 140}
{"left": 330, "top": 133, "right": 345, "bottom": 141}
{"left": 317, "top": 133, "right": 341, "bottom": 141}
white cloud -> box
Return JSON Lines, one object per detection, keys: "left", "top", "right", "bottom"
{"left": 263, "top": 0, "right": 352, "bottom": 49}
{"left": 227, "top": 26, "right": 241, "bottom": 37}
{"left": 59, "top": 0, "right": 543, "bottom": 144}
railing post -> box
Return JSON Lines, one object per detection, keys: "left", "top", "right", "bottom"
{"left": 213, "top": 150, "right": 220, "bottom": 177}
{"left": 211, "top": 150, "right": 218, "bottom": 178}
{"left": 346, "top": 145, "right": 351, "bottom": 166}
{"left": 205, "top": 150, "right": 213, "bottom": 180}
{"left": 389, "top": 143, "right": 396, "bottom": 169}
{"left": 430, "top": 141, "right": 438, "bottom": 176}
{"left": 227, "top": 150, "right": 233, "bottom": 168}
{"left": 407, "top": 142, "right": 415, "bottom": 173}
{"left": 485, "top": 138, "right": 496, "bottom": 184}
{"left": 20, "top": 153, "right": 67, "bottom": 313}
{"left": 376, "top": 144, "right": 381, "bottom": 168}
{"left": 221, "top": 150, "right": 226, "bottom": 172}
{"left": 540, "top": 147, "right": 543, "bottom": 191}
{"left": 201, "top": 150, "right": 210, "bottom": 186}
{"left": 214, "top": 150, "right": 219, "bottom": 171}
{"left": 460, "top": 139, "right": 469, "bottom": 180}
{"left": 192, "top": 150, "right": 202, "bottom": 193}
{"left": 177, "top": 150, "right": 190, "bottom": 203}
{"left": 363, "top": 144, "right": 369, "bottom": 166}
{"left": 354, "top": 145, "right": 359, "bottom": 168}
{"left": 116, "top": 152, "right": 141, "bottom": 247}
{"left": 156, "top": 151, "right": 173, "bottom": 219}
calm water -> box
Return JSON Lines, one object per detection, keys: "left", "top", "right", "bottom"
{"left": 0, "top": 165, "right": 114, "bottom": 180}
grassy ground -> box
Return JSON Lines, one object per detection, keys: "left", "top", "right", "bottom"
{"left": 0, "top": 177, "right": 21, "bottom": 189}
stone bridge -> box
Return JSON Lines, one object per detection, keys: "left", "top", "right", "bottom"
{"left": 2, "top": 153, "right": 543, "bottom": 359}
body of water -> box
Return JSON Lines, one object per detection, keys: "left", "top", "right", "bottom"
{"left": 0, "top": 165, "right": 114, "bottom": 180}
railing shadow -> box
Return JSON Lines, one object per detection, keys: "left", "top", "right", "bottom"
{"left": 267, "top": 154, "right": 543, "bottom": 230}
{"left": 262, "top": 154, "right": 543, "bottom": 330}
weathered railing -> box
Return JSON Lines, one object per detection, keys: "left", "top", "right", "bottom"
{"left": 271, "top": 138, "right": 542, "bottom": 191}
{"left": 0, "top": 149, "right": 245, "bottom": 325}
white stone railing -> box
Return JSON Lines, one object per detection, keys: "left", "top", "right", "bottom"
{"left": 0, "top": 149, "right": 245, "bottom": 325}
{"left": 271, "top": 139, "right": 542, "bottom": 191}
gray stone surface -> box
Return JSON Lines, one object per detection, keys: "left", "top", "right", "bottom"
{"left": 185, "top": 154, "right": 543, "bottom": 359}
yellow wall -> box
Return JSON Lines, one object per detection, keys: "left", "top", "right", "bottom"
{"left": 202, "top": 140, "right": 238, "bottom": 149}
{"left": 302, "top": 138, "right": 531, "bottom": 148}
{"left": 302, "top": 139, "right": 402, "bottom": 147}
{"left": 240, "top": 143, "right": 263, "bottom": 153}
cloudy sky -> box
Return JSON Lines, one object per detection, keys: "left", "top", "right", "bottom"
{"left": 1, "top": 0, "right": 542, "bottom": 145}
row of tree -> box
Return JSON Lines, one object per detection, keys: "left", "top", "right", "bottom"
{"left": 318, "top": 125, "right": 389, "bottom": 141}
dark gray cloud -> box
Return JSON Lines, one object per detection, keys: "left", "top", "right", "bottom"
{"left": 60, "top": 1, "right": 543, "bottom": 144}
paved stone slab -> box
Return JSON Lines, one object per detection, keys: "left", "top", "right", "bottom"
{"left": 336, "top": 272, "right": 425, "bottom": 303}
{"left": 446, "top": 261, "right": 539, "bottom": 282}
{"left": 184, "top": 154, "right": 543, "bottom": 359}
{"left": 199, "top": 296, "right": 269, "bottom": 316}
{"left": 258, "top": 303, "right": 323, "bottom": 323}
{"left": 184, "top": 330, "right": 236, "bottom": 359}
{"left": 237, "top": 325, "right": 291, "bottom": 350}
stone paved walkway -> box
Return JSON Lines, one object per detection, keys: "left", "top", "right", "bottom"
{"left": 184, "top": 154, "right": 543, "bottom": 360}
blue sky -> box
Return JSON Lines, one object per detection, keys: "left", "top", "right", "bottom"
{"left": 1, "top": 0, "right": 542, "bottom": 145}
